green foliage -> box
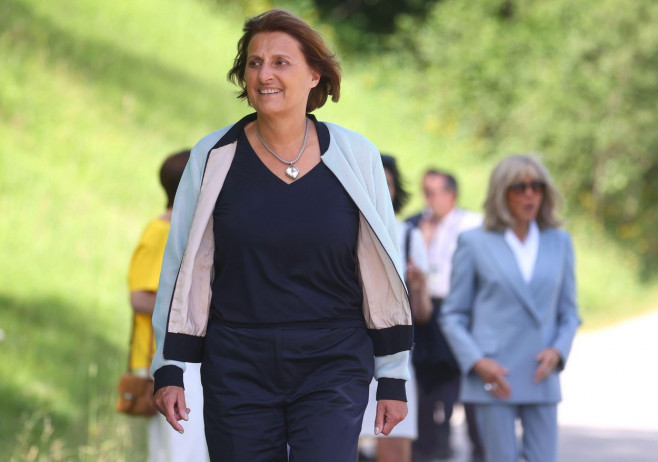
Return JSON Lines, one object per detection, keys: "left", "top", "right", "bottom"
{"left": 210, "top": 0, "right": 440, "bottom": 55}
{"left": 0, "top": 0, "right": 241, "bottom": 456}
{"left": 391, "top": 0, "right": 658, "bottom": 277}
{"left": 315, "top": 0, "right": 432, "bottom": 34}
{"left": 312, "top": 0, "right": 438, "bottom": 53}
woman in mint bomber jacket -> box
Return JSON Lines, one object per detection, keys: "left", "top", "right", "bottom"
{"left": 150, "top": 10, "right": 412, "bottom": 460}
{"left": 151, "top": 114, "right": 413, "bottom": 395}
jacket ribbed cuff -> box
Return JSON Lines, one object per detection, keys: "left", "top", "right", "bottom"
{"left": 368, "top": 325, "right": 413, "bottom": 356}
{"left": 375, "top": 378, "right": 407, "bottom": 402}
{"left": 153, "top": 365, "right": 184, "bottom": 394}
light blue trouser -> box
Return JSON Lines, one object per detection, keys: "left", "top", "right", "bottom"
{"left": 475, "top": 403, "right": 557, "bottom": 462}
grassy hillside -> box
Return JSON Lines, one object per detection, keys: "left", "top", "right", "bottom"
{"left": 0, "top": 0, "right": 246, "bottom": 458}
{"left": 1, "top": 0, "right": 656, "bottom": 459}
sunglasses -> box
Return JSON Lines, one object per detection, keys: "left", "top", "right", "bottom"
{"left": 508, "top": 180, "right": 546, "bottom": 195}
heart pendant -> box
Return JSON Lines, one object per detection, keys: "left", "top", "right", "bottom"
{"left": 286, "top": 165, "right": 299, "bottom": 179}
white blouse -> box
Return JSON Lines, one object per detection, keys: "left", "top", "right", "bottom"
{"left": 504, "top": 220, "right": 540, "bottom": 283}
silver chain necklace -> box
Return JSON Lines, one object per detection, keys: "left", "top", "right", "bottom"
{"left": 256, "top": 118, "right": 309, "bottom": 180}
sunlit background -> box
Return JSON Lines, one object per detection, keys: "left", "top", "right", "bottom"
{"left": 1, "top": 0, "right": 657, "bottom": 459}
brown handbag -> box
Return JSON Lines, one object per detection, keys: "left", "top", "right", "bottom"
{"left": 115, "top": 317, "right": 157, "bottom": 417}
{"left": 116, "top": 373, "right": 156, "bottom": 416}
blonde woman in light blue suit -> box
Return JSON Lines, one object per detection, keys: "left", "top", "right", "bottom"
{"left": 440, "top": 154, "right": 581, "bottom": 462}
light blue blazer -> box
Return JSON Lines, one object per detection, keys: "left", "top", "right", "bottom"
{"left": 440, "top": 226, "right": 581, "bottom": 404}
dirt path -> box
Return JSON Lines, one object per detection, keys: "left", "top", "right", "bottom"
{"left": 559, "top": 310, "right": 658, "bottom": 431}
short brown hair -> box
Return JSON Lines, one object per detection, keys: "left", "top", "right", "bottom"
{"left": 424, "top": 169, "right": 458, "bottom": 194}
{"left": 160, "top": 149, "right": 190, "bottom": 208}
{"left": 227, "top": 9, "right": 341, "bottom": 112}
{"left": 483, "top": 154, "right": 563, "bottom": 231}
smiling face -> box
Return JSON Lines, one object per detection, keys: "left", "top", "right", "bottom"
{"left": 245, "top": 31, "right": 320, "bottom": 118}
{"left": 506, "top": 172, "right": 545, "bottom": 226}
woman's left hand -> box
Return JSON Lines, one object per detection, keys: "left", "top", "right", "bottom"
{"left": 374, "top": 399, "right": 408, "bottom": 436}
{"left": 534, "top": 347, "right": 562, "bottom": 382}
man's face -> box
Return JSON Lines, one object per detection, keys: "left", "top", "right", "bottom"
{"left": 423, "top": 174, "right": 456, "bottom": 220}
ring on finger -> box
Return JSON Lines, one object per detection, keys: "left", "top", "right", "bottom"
{"left": 484, "top": 382, "right": 497, "bottom": 392}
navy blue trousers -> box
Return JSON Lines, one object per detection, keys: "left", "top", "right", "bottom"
{"left": 201, "top": 321, "right": 374, "bottom": 462}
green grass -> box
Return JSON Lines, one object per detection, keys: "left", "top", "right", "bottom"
{"left": 0, "top": 0, "right": 243, "bottom": 457}
{"left": 1, "top": 0, "right": 656, "bottom": 458}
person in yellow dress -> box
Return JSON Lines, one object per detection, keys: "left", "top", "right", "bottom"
{"left": 127, "top": 149, "right": 209, "bottom": 461}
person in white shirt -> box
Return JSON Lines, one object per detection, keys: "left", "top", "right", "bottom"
{"left": 359, "top": 154, "right": 432, "bottom": 462}
{"left": 407, "top": 170, "right": 483, "bottom": 462}
{"left": 440, "top": 154, "right": 580, "bottom": 462}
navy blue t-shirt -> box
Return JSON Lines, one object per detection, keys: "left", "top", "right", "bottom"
{"left": 210, "top": 123, "right": 364, "bottom": 326}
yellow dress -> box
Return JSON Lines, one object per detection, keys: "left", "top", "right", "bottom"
{"left": 127, "top": 218, "right": 170, "bottom": 372}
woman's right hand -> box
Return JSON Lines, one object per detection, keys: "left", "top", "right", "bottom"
{"left": 473, "top": 358, "right": 512, "bottom": 400}
{"left": 153, "top": 385, "right": 189, "bottom": 433}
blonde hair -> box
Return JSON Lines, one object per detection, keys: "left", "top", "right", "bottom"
{"left": 483, "top": 154, "right": 563, "bottom": 231}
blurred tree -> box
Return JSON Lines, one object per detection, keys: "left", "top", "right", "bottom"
{"left": 391, "top": 0, "right": 658, "bottom": 278}
{"left": 312, "top": 0, "right": 439, "bottom": 52}
{"left": 210, "top": 0, "right": 440, "bottom": 52}
{"left": 314, "top": 0, "right": 433, "bottom": 34}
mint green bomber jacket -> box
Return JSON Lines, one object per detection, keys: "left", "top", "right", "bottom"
{"left": 151, "top": 114, "right": 413, "bottom": 401}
